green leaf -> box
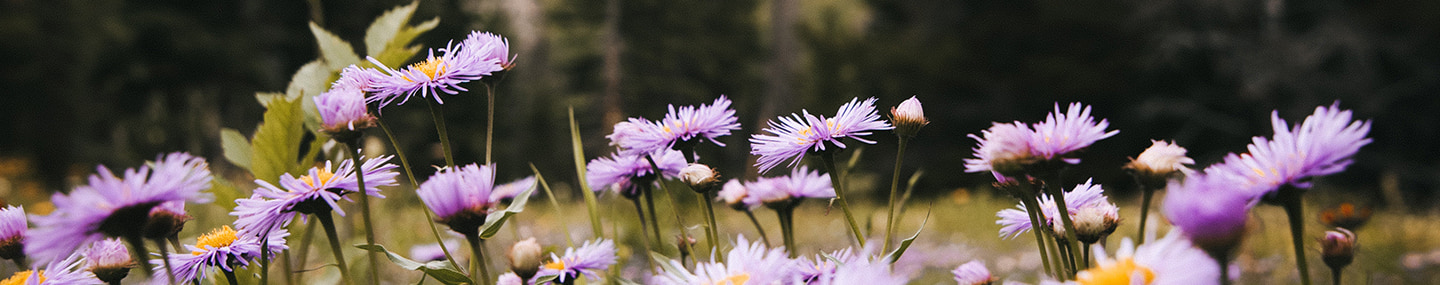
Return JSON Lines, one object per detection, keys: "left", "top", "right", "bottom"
{"left": 285, "top": 60, "right": 333, "bottom": 131}
{"left": 207, "top": 176, "right": 244, "bottom": 212}
{"left": 478, "top": 180, "right": 537, "bottom": 239}
{"left": 531, "top": 163, "right": 575, "bottom": 247}
{"left": 308, "top": 22, "right": 363, "bottom": 71}
{"left": 220, "top": 128, "right": 253, "bottom": 170}
{"left": 255, "top": 92, "right": 285, "bottom": 108}
{"left": 357, "top": 244, "right": 472, "bottom": 285}
{"left": 364, "top": 0, "right": 420, "bottom": 57}
{"left": 885, "top": 206, "right": 931, "bottom": 264}
{"left": 249, "top": 96, "right": 306, "bottom": 185}
{"left": 571, "top": 107, "right": 605, "bottom": 238}
{"left": 650, "top": 251, "right": 682, "bottom": 274}
{"left": 532, "top": 275, "right": 558, "bottom": 285}
{"left": 370, "top": 17, "right": 439, "bottom": 67}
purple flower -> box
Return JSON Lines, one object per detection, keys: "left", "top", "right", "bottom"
{"left": 964, "top": 122, "right": 1035, "bottom": 175}
{"left": 84, "top": 238, "right": 132, "bottom": 283}
{"left": 611, "top": 96, "right": 742, "bottom": 156}
{"left": 586, "top": 149, "right": 687, "bottom": 198}
{"left": 796, "top": 247, "right": 859, "bottom": 282}
{"left": 1162, "top": 172, "right": 1254, "bottom": 254}
{"left": 742, "top": 166, "right": 835, "bottom": 208}
{"left": 460, "top": 31, "right": 515, "bottom": 70}
{"left": 1077, "top": 230, "right": 1222, "bottom": 285}
{"left": 818, "top": 257, "right": 909, "bottom": 285}
{"left": 994, "top": 179, "right": 1111, "bottom": 239}
{"left": 952, "top": 260, "right": 994, "bottom": 285}
{"left": 153, "top": 226, "right": 288, "bottom": 283}
{"left": 365, "top": 32, "right": 509, "bottom": 107}
{"left": 5, "top": 252, "right": 102, "bottom": 284}
{"left": 0, "top": 205, "right": 25, "bottom": 262}
{"left": 750, "top": 97, "right": 894, "bottom": 173}
{"left": 1211, "top": 102, "right": 1371, "bottom": 196}
{"left": 26, "top": 152, "right": 211, "bottom": 263}
{"left": 716, "top": 179, "right": 756, "bottom": 211}
{"left": 1027, "top": 103, "right": 1119, "bottom": 164}
{"left": 490, "top": 176, "right": 538, "bottom": 203}
{"left": 538, "top": 239, "right": 617, "bottom": 283}
{"left": 653, "top": 235, "right": 796, "bottom": 285}
{"left": 315, "top": 66, "right": 380, "bottom": 133}
{"left": 497, "top": 272, "right": 524, "bottom": 285}
{"left": 231, "top": 154, "right": 398, "bottom": 232}
{"left": 417, "top": 163, "right": 504, "bottom": 236}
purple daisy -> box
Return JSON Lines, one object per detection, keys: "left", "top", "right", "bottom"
{"left": 585, "top": 149, "right": 686, "bottom": 198}
{"left": 537, "top": 239, "right": 617, "bottom": 283}
{"left": 652, "top": 235, "right": 796, "bottom": 285}
{"left": 416, "top": 163, "right": 507, "bottom": 236}
{"left": 952, "top": 260, "right": 994, "bottom": 285}
{"left": 460, "top": 31, "right": 515, "bottom": 71}
{"left": 742, "top": 166, "right": 835, "bottom": 209}
{"left": 25, "top": 152, "right": 211, "bottom": 263}
{"left": 231, "top": 154, "right": 398, "bottom": 232}
{"left": 715, "top": 179, "right": 757, "bottom": 211}
{"left": 4, "top": 252, "right": 103, "bottom": 284}
{"left": 490, "top": 176, "right": 537, "bottom": 204}
{"left": 750, "top": 97, "right": 894, "bottom": 173}
{"left": 84, "top": 238, "right": 133, "bottom": 283}
{"left": 1027, "top": 103, "right": 1119, "bottom": 164}
{"left": 365, "top": 32, "right": 508, "bottom": 107}
{"left": 1162, "top": 171, "right": 1255, "bottom": 254}
{"left": 153, "top": 226, "right": 289, "bottom": 283}
{"left": 496, "top": 272, "right": 524, "bottom": 285}
{"left": 994, "top": 179, "right": 1111, "bottom": 239}
{"left": 796, "top": 247, "right": 860, "bottom": 282}
{"left": 963, "top": 122, "right": 1035, "bottom": 175}
{"left": 315, "top": 66, "right": 381, "bottom": 134}
{"left": 1211, "top": 103, "right": 1371, "bottom": 196}
{"left": 611, "top": 96, "right": 742, "bottom": 156}
{"left": 0, "top": 205, "right": 25, "bottom": 264}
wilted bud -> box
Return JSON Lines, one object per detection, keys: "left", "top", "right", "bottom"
{"left": 679, "top": 163, "right": 721, "bottom": 193}
{"left": 1072, "top": 204, "right": 1121, "bottom": 244}
{"left": 508, "top": 237, "right": 544, "bottom": 280}
{"left": 86, "top": 238, "right": 133, "bottom": 284}
{"left": 1321, "top": 228, "right": 1357, "bottom": 271}
{"left": 890, "top": 96, "right": 929, "bottom": 137}
{"left": 1125, "top": 140, "right": 1195, "bottom": 189}
{"left": 952, "top": 260, "right": 996, "bottom": 285}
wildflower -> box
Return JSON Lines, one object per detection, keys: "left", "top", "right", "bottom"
{"left": 490, "top": 176, "right": 538, "bottom": 204}
{"left": 964, "top": 122, "right": 1036, "bottom": 177}
{"left": 497, "top": 272, "right": 524, "bottom": 285}
{"left": 889, "top": 96, "right": 929, "bottom": 138}
{"left": 231, "top": 155, "right": 398, "bottom": 232}
{"left": 1027, "top": 103, "right": 1119, "bottom": 166}
{"left": 0, "top": 206, "right": 25, "bottom": 264}
{"left": 1320, "top": 228, "right": 1356, "bottom": 271}
{"left": 586, "top": 149, "right": 686, "bottom": 199}
{"left": 315, "top": 66, "right": 381, "bottom": 137}
{"left": 153, "top": 226, "right": 289, "bottom": 282}
{"left": 612, "top": 96, "right": 742, "bottom": 156}
{"left": 1161, "top": 172, "right": 1254, "bottom": 257}
{"left": 750, "top": 97, "right": 894, "bottom": 173}
{"left": 84, "top": 238, "right": 133, "bottom": 284}
{"left": 1071, "top": 203, "right": 1121, "bottom": 244}
{"left": 716, "top": 179, "right": 756, "bottom": 211}
{"left": 1076, "top": 230, "right": 1221, "bottom": 285}
{"left": 409, "top": 240, "right": 463, "bottom": 263}
{"left": 1319, "top": 203, "right": 1372, "bottom": 230}
{"left": 460, "top": 31, "right": 515, "bottom": 71}
{"left": 144, "top": 201, "right": 191, "bottom": 242}
{"left": 994, "top": 179, "right": 1112, "bottom": 239}
{"left": 3, "top": 252, "right": 102, "bottom": 284}
{"left": 796, "top": 247, "right": 859, "bottom": 282}
{"left": 365, "top": 32, "right": 509, "bottom": 107}
{"left": 817, "top": 257, "right": 909, "bottom": 285}
{"left": 652, "top": 235, "right": 795, "bottom": 285}
{"left": 1211, "top": 102, "right": 1371, "bottom": 196}
{"left": 538, "top": 239, "right": 617, "bottom": 283}
{"left": 1125, "top": 140, "right": 1195, "bottom": 188}
{"left": 679, "top": 163, "right": 721, "bottom": 192}
{"left": 953, "top": 260, "right": 995, "bottom": 285}
{"left": 26, "top": 152, "right": 211, "bottom": 263}
{"left": 743, "top": 166, "right": 835, "bottom": 209}
{"left": 509, "top": 238, "right": 544, "bottom": 280}
{"left": 417, "top": 163, "right": 504, "bottom": 236}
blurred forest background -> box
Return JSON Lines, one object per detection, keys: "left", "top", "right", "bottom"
{"left": 1, "top": 0, "right": 1437, "bottom": 210}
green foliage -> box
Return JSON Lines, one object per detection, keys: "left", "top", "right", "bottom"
{"left": 479, "top": 181, "right": 537, "bottom": 239}
{"left": 364, "top": 0, "right": 440, "bottom": 67}
{"left": 220, "top": 128, "right": 252, "bottom": 170}
{"left": 248, "top": 96, "right": 306, "bottom": 185}
{"left": 208, "top": 176, "right": 244, "bottom": 211}
{"left": 357, "top": 244, "right": 471, "bottom": 285}
{"left": 885, "top": 208, "right": 929, "bottom": 264}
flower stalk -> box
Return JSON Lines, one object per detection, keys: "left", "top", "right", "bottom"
{"left": 378, "top": 119, "right": 463, "bottom": 270}
{"left": 1278, "top": 186, "right": 1313, "bottom": 285}
{"left": 819, "top": 151, "right": 867, "bottom": 246}
{"left": 342, "top": 140, "right": 382, "bottom": 285}
{"left": 883, "top": 137, "right": 909, "bottom": 252}
{"left": 315, "top": 211, "right": 354, "bottom": 285}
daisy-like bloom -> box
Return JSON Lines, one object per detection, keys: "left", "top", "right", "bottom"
{"left": 0, "top": 206, "right": 25, "bottom": 264}
{"left": 537, "top": 239, "right": 617, "bottom": 283}
{"left": 26, "top": 152, "right": 211, "bottom": 264}
{"left": 2, "top": 252, "right": 102, "bottom": 285}
{"left": 1126, "top": 140, "right": 1195, "bottom": 188}
{"left": 1212, "top": 103, "right": 1371, "bottom": 197}
{"left": 365, "top": 32, "right": 508, "bottom": 107}
{"left": 716, "top": 179, "right": 757, "bottom": 211}
{"left": 460, "top": 31, "right": 515, "bottom": 71}
{"left": 410, "top": 240, "right": 464, "bottom": 263}
{"left": 416, "top": 163, "right": 505, "bottom": 236}
{"left": 994, "top": 179, "right": 1111, "bottom": 239}
{"left": 231, "top": 155, "right": 398, "bottom": 233}
{"left": 586, "top": 149, "right": 686, "bottom": 199}
{"left": 1027, "top": 103, "right": 1119, "bottom": 165}
{"left": 742, "top": 166, "right": 835, "bottom": 209}
{"left": 153, "top": 226, "right": 289, "bottom": 283}
{"left": 1075, "top": 230, "right": 1221, "bottom": 285}
{"left": 144, "top": 201, "right": 190, "bottom": 242}
{"left": 490, "top": 176, "right": 538, "bottom": 204}
{"left": 315, "top": 66, "right": 381, "bottom": 136}
{"left": 750, "top": 97, "right": 894, "bottom": 173}
{"left": 84, "top": 238, "right": 133, "bottom": 284}
{"left": 953, "top": 260, "right": 995, "bottom": 285}
{"left": 1161, "top": 171, "right": 1255, "bottom": 256}
{"left": 964, "top": 122, "right": 1036, "bottom": 176}
{"left": 652, "top": 235, "right": 797, "bottom": 285}
{"left": 889, "top": 96, "right": 929, "bottom": 138}
{"left": 611, "top": 96, "right": 742, "bottom": 156}
{"left": 795, "top": 247, "right": 859, "bottom": 282}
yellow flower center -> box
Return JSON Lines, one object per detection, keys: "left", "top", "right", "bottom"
{"left": 543, "top": 260, "right": 566, "bottom": 271}
{"left": 407, "top": 58, "right": 446, "bottom": 81}
{"left": 194, "top": 226, "right": 239, "bottom": 255}
{"left": 715, "top": 273, "right": 750, "bottom": 285}
{"left": 0, "top": 270, "right": 42, "bottom": 285}
{"left": 1076, "top": 258, "right": 1154, "bottom": 285}
{"left": 299, "top": 169, "right": 337, "bottom": 189}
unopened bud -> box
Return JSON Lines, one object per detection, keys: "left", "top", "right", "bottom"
{"left": 508, "top": 237, "right": 544, "bottom": 280}
{"left": 890, "top": 96, "right": 929, "bottom": 137}
{"left": 144, "top": 202, "right": 192, "bottom": 241}
{"left": 86, "top": 238, "right": 133, "bottom": 284}
{"left": 680, "top": 163, "right": 721, "bottom": 193}
{"left": 1072, "top": 204, "right": 1121, "bottom": 244}
{"left": 1321, "top": 228, "right": 1357, "bottom": 271}
{"left": 1125, "top": 140, "right": 1194, "bottom": 189}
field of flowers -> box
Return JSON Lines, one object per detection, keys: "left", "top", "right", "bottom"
{"left": 1, "top": 2, "right": 1435, "bottom": 285}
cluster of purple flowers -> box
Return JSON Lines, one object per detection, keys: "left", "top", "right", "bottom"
{"left": 609, "top": 96, "right": 742, "bottom": 157}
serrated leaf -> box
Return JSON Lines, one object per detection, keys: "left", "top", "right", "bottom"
{"left": 478, "top": 181, "right": 536, "bottom": 239}
{"left": 250, "top": 96, "right": 305, "bottom": 185}
{"left": 285, "top": 60, "right": 333, "bottom": 131}
{"left": 220, "top": 128, "right": 253, "bottom": 170}
{"left": 208, "top": 176, "right": 244, "bottom": 211}
{"left": 255, "top": 92, "right": 285, "bottom": 108}
{"left": 365, "top": 0, "right": 420, "bottom": 56}
{"left": 885, "top": 206, "right": 931, "bottom": 264}
{"left": 357, "top": 244, "right": 471, "bottom": 285}
{"left": 370, "top": 16, "right": 440, "bottom": 67}
{"left": 309, "top": 22, "right": 362, "bottom": 71}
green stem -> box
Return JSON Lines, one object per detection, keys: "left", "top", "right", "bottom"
{"left": 644, "top": 156, "right": 695, "bottom": 258}
{"left": 1082, "top": 242, "right": 1092, "bottom": 267}
{"left": 225, "top": 269, "right": 240, "bottom": 285}
{"left": 1137, "top": 181, "right": 1154, "bottom": 244}
{"left": 1331, "top": 268, "right": 1340, "bottom": 285}
{"left": 1281, "top": 188, "right": 1313, "bottom": 285}
{"left": 296, "top": 219, "right": 317, "bottom": 284}
{"left": 630, "top": 198, "right": 656, "bottom": 272}
{"left": 122, "top": 235, "right": 153, "bottom": 277}
{"left": 698, "top": 191, "right": 722, "bottom": 262}
{"left": 378, "top": 119, "right": 463, "bottom": 270}
{"left": 426, "top": 98, "right": 455, "bottom": 167}
{"left": 464, "top": 235, "right": 494, "bottom": 285}
{"left": 1045, "top": 176, "right": 1084, "bottom": 276}
{"left": 744, "top": 210, "right": 772, "bottom": 247}
{"left": 343, "top": 141, "right": 381, "bottom": 285}
{"left": 1020, "top": 196, "right": 1056, "bottom": 278}
{"left": 154, "top": 238, "right": 177, "bottom": 284}
{"left": 485, "top": 84, "right": 495, "bottom": 165}
{"left": 819, "top": 152, "right": 866, "bottom": 246}
{"left": 641, "top": 185, "right": 664, "bottom": 247}
{"left": 315, "top": 211, "right": 354, "bottom": 285}
{"left": 883, "top": 137, "right": 909, "bottom": 252}
{"left": 568, "top": 108, "right": 606, "bottom": 238}
{"left": 1210, "top": 250, "right": 1232, "bottom": 285}
{"left": 282, "top": 249, "right": 295, "bottom": 285}
{"left": 777, "top": 206, "right": 797, "bottom": 258}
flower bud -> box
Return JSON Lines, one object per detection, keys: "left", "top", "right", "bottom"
{"left": 890, "top": 96, "right": 929, "bottom": 137}
{"left": 716, "top": 179, "right": 752, "bottom": 211}
{"left": 1125, "top": 140, "right": 1194, "bottom": 189}
{"left": 680, "top": 163, "right": 721, "bottom": 193}
{"left": 508, "top": 237, "right": 544, "bottom": 280}
{"left": 144, "top": 201, "right": 192, "bottom": 241}
{"left": 952, "top": 260, "right": 996, "bottom": 285}
{"left": 1072, "top": 204, "right": 1121, "bottom": 244}
{"left": 1321, "top": 228, "right": 1357, "bottom": 271}
{"left": 86, "top": 238, "right": 134, "bottom": 284}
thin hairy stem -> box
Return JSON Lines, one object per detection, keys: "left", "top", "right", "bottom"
{"left": 1280, "top": 188, "right": 1313, "bottom": 285}
{"left": 883, "top": 137, "right": 909, "bottom": 252}
{"left": 1137, "top": 182, "right": 1154, "bottom": 244}
{"left": 315, "top": 212, "right": 354, "bottom": 285}
{"left": 225, "top": 269, "right": 241, "bottom": 285}
{"left": 378, "top": 119, "right": 463, "bottom": 270}
{"left": 342, "top": 141, "right": 381, "bottom": 285}
{"left": 631, "top": 198, "right": 657, "bottom": 273}
{"left": 464, "top": 235, "right": 494, "bottom": 285}
{"left": 744, "top": 210, "right": 772, "bottom": 247}
{"left": 1020, "top": 196, "right": 1056, "bottom": 278}
{"left": 1045, "top": 176, "right": 1084, "bottom": 275}
{"left": 425, "top": 99, "right": 455, "bottom": 167}
{"left": 485, "top": 84, "right": 495, "bottom": 165}
{"left": 777, "top": 207, "right": 797, "bottom": 258}
{"left": 819, "top": 152, "right": 866, "bottom": 246}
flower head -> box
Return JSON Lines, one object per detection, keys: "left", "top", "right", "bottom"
{"left": 996, "top": 179, "right": 1114, "bottom": 240}
{"left": 85, "top": 238, "right": 132, "bottom": 283}
{"left": 538, "top": 239, "right": 617, "bottom": 283}
{"left": 750, "top": 97, "right": 894, "bottom": 173}
{"left": 144, "top": 201, "right": 191, "bottom": 241}
{"left": 652, "top": 235, "right": 796, "bottom": 285}
{"left": 1126, "top": 140, "right": 1195, "bottom": 188}
{"left": 1076, "top": 230, "right": 1221, "bottom": 285}
{"left": 26, "top": 152, "right": 211, "bottom": 263}
{"left": 743, "top": 166, "right": 835, "bottom": 209}
{"left": 4, "top": 252, "right": 102, "bottom": 285}
{"left": 366, "top": 32, "right": 509, "bottom": 107}
{"left": 1162, "top": 172, "right": 1254, "bottom": 256}
{"left": 889, "top": 96, "right": 929, "bottom": 137}
{"left": 716, "top": 179, "right": 756, "bottom": 211}
{"left": 612, "top": 96, "right": 741, "bottom": 156}
{"left": 154, "top": 226, "right": 289, "bottom": 282}
{"left": 231, "top": 154, "right": 398, "bottom": 232}
{"left": 418, "top": 163, "right": 507, "bottom": 236}
{"left": 1210, "top": 102, "right": 1370, "bottom": 197}
{"left": 315, "top": 66, "right": 381, "bottom": 135}
{"left": 953, "top": 260, "right": 995, "bottom": 285}
{"left": 460, "top": 31, "right": 515, "bottom": 70}
{"left": 964, "top": 122, "right": 1036, "bottom": 176}
{"left": 1028, "top": 103, "right": 1119, "bottom": 164}
{"left": 497, "top": 272, "right": 524, "bottom": 285}
{"left": 0, "top": 206, "right": 26, "bottom": 262}
{"left": 509, "top": 238, "right": 544, "bottom": 280}
{"left": 586, "top": 149, "right": 687, "bottom": 199}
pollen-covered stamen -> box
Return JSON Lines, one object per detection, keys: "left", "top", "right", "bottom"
{"left": 193, "top": 226, "right": 239, "bottom": 254}
{"left": 300, "top": 169, "right": 337, "bottom": 189}
{"left": 543, "top": 260, "right": 566, "bottom": 271}
{"left": 715, "top": 273, "right": 750, "bottom": 285}
{"left": 0, "top": 270, "right": 43, "bottom": 285}
{"left": 406, "top": 57, "right": 447, "bottom": 81}
{"left": 1076, "top": 257, "right": 1154, "bottom": 285}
